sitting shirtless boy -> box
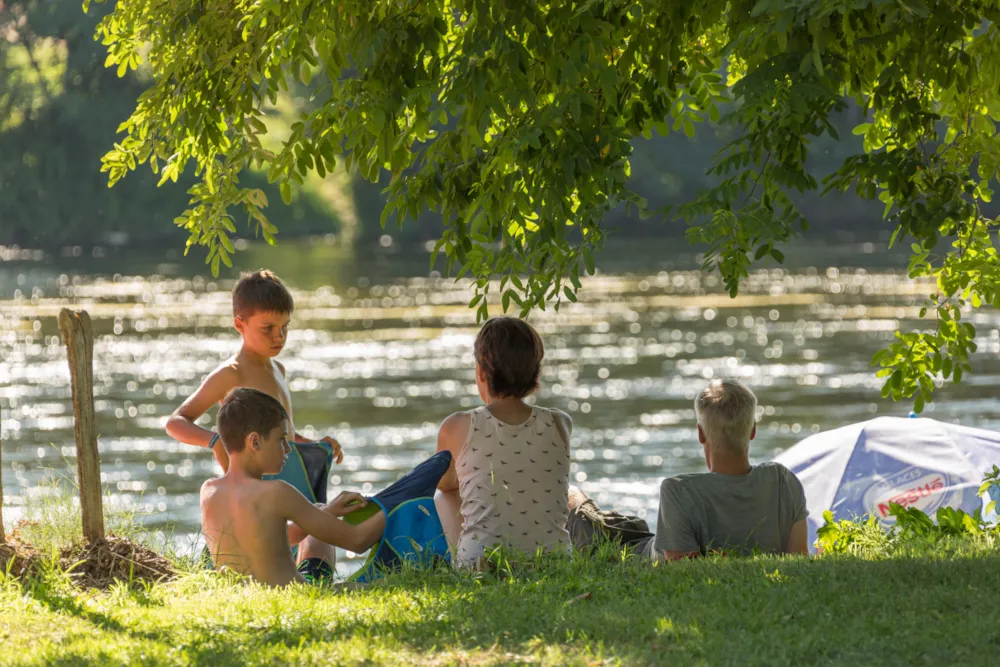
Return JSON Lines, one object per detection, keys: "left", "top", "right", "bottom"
{"left": 201, "top": 387, "right": 385, "bottom": 586}
{"left": 166, "top": 269, "right": 343, "bottom": 472}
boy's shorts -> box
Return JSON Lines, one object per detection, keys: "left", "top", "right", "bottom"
{"left": 297, "top": 557, "right": 334, "bottom": 585}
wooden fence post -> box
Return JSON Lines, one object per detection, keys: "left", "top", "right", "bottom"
{"left": 57, "top": 308, "right": 104, "bottom": 543}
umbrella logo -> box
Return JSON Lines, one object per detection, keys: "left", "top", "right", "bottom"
{"left": 862, "top": 466, "right": 950, "bottom": 522}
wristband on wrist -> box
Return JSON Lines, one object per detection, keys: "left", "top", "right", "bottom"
{"left": 208, "top": 432, "right": 221, "bottom": 449}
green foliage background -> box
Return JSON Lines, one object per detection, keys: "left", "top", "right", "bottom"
{"left": 0, "top": 0, "right": 880, "bottom": 249}
{"left": 0, "top": 1, "right": 338, "bottom": 248}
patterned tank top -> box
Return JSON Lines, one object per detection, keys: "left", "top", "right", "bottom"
{"left": 455, "top": 405, "right": 571, "bottom": 566}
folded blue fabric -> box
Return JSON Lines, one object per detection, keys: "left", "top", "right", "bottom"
{"left": 346, "top": 450, "right": 452, "bottom": 583}
{"left": 372, "top": 450, "right": 452, "bottom": 513}
{"left": 263, "top": 440, "right": 334, "bottom": 503}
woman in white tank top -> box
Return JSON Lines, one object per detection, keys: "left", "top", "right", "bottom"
{"left": 434, "top": 317, "right": 573, "bottom": 567}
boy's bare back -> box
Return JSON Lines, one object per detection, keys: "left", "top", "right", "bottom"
{"left": 201, "top": 475, "right": 302, "bottom": 585}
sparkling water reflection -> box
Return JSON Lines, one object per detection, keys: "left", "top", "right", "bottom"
{"left": 3, "top": 237, "right": 1000, "bottom": 572}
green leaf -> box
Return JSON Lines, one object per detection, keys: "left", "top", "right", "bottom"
{"left": 280, "top": 182, "right": 292, "bottom": 205}
{"left": 811, "top": 48, "right": 824, "bottom": 76}
{"left": 891, "top": 369, "right": 903, "bottom": 390}
{"left": 599, "top": 67, "right": 618, "bottom": 107}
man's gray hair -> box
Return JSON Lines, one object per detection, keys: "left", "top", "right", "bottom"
{"left": 694, "top": 379, "right": 757, "bottom": 453}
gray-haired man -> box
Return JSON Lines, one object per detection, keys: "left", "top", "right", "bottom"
{"left": 568, "top": 379, "right": 809, "bottom": 559}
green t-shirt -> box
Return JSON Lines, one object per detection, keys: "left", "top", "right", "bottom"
{"left": 649, "top": 462, "right": 808, "bottom": 557}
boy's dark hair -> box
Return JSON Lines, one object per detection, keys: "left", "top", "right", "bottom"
{"left": 232, "top": 269, "right": 294, "bottom": 319}
{"left": 217, "top": 387, "right": 288, "bottom": 453}
{"left": 474, "top": 317, "right": 544, "bottom": 399}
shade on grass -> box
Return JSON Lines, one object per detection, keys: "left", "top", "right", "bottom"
{"left": 3, "top": 541, "right": 999, "bottom": 666}
{"left": 5, "top": 474, "right": 997, "bottom": 665}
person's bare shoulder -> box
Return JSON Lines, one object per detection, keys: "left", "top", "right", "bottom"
{"left": 210, "top": 362, "right": 241, "bottom": 402}
{"left": 434, "top": 412, "right": 471, "bottom": 491}
{"left": 199, "top": 476, "right": 221, "bottom": 506}
{"left": 174, "top": 362, "right": 239, "bottom": 419}
{"left": 264, "top": 478, "right": 316, "bottom": 520}
{"left": 207, "top": 358, "right": 242, "bottom": 390}
{"left": 437, "top": 411, "right": 472, "bottom": 450}
{"left": 229, "top": 349, "right": 253, "bottom": 373}
{"left": 254, "top": 477, "right": 293, "bottom": 501}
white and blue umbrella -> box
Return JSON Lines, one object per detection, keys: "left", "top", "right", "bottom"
{"left": 773, "top": 416, "right": 1000, "bottom": 551}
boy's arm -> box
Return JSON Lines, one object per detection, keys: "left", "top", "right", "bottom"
{"left": 165, "top": 365, "right": 238, "bottom": 471}
{"left": 275, "top": 482, "right": 384, "bottom": 553}
{"left": 286, "top": 492, "right": 369, "bottom": 545}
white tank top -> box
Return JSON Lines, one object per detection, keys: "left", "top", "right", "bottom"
{"left": 455, "top": 405, "right": 571, "bottom": 566}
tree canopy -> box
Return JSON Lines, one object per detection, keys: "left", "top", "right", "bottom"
{"left": 0, "top": 0, "right": 342, "bottom": 246}
{"left": 90, "top": 0, "right": 1000, "bottom": 409}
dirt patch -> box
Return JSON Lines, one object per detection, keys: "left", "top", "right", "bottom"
{"left": 1, "top": 530, "right": 175, "bottom": 590}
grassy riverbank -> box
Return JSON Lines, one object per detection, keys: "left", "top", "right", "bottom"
{"left": 3, "top": 484, "right": 999, "bottom": 665}
{"left": 2, "top": 538, "right": 999, "bottom": 666}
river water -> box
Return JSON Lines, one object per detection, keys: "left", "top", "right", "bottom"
{"left": 3, "top": 234, "right": 1000, "bottom": 571}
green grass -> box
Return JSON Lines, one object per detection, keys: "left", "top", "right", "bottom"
{"left": 2, "top": 540, "right": 999, "bottom": 666}
{"left": 10, "top": 473, "right": 186, "bottom": 565}
{"left": 4, "top": 480, "right": 999, "bottom": 665}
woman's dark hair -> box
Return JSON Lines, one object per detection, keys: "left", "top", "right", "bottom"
{"left": 217, "top": 388, "right": 288, "bottom": 453}
{"left": 474, "top": 317, "right": 544, "bottom": 398}
{"left": 232, "top": 269, "right": 294, "bottom": 319}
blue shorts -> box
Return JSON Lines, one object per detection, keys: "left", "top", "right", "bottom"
{"left": 297, "top": 557, "right": 334, "bottom": 585}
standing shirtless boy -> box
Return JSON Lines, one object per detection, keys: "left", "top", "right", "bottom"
{"left": 201, "top": 388, "right": 384, "bottom": 585}
{"left": 166, "top": 269, "right": 343, "bottom": 472}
